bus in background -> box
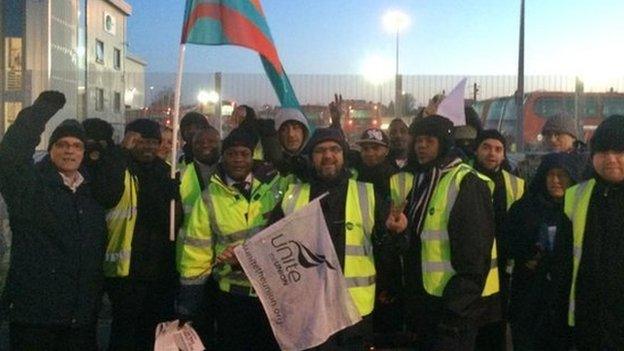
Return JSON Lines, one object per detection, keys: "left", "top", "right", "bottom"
{"left": 473, "top": 91, "right": 624, "bottom": 151}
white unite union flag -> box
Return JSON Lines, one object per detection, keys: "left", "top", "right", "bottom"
{"left": 234, "top": 197, "right": 361, "bottom": 351}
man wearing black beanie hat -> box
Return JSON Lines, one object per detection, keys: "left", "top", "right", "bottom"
{"left": 102, "top": 118, "right": 183, "bottom": 350}
{"left": 472, "top": 129, "right": 526, "bottom": 350}
{"left": 556, "top": 114, "right": 624, "bottom": 350}
{"left": 266, "top": 127, "right": 390, "bottom": 349}
{"left": 231, "top": 104, "right": 283, "bottom": 163}
{"left": 83, "top": 117, "right": 115, "bottom": 148}
{"left": 0, "top": 91, "right": 107, "bottom": 349}
{"left": 408, "top": 115, "right": 455, "bottom": 167}
{"left": 388, "top": 115, "right": 501, "bottom": 350}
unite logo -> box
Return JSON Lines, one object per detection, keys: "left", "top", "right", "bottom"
{"left": 270, "top": 233, "right": 337, "bottom": 286}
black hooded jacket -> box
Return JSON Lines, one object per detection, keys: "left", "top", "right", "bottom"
{"left": 505, "top": 153, "right": 581, "bottom": 346}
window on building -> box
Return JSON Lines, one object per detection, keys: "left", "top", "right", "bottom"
{"left": 114, "top": 48, "right": 121, "bottom": 70}
{"left": 96, "top": 40, "right": 104, "bottom": 63}
{"left": 96, "top": 88, "right": 104, "bottom": 111}
{"left": 533, "top": 97, "right": 574, "bottom": 119}
{"left": 604, "top": 97, "right": 624, "bottom": 117}
{"left": 114, "top": 92, "right": 121, "bottom": 112}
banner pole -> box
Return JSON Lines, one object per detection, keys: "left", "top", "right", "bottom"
{"left": 169, "top": 44, "right": 186, "bottom": 241}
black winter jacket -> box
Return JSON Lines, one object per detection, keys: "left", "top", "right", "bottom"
{"left": 557, "top": 177, "right": 624, "bottom": 350}
{"left": 403, "top": 170, "right": 501, "bottom": 330}
{"left": 0, "top": 104, "right": 106, "bottom": 326}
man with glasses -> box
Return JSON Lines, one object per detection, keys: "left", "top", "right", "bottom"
{"left": 0, "top": 92, "right": 107, "bottom": 350}
{"left": 541, "top": 114, "right": 592, "bottom": 180}
{"left": 271, "top": 127, "right": 389, "bottom": 350}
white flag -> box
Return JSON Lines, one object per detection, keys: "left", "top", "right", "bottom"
{"left": 234, "top": 198, "right": 362, "bottom": 351}
{"left": 154, "top": 320, "right": 205, "bottom": 351}
{"left": 437, "top": 77, "right": 467, "bottom": 126}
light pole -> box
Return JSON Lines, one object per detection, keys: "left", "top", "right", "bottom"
{"left": 383, "top": 10, "right": 409, "bottom": 118}
{"left": 362, "top": 55, "right": 393, "bottom": 106}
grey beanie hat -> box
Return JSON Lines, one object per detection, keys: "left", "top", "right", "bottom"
{"left": 541, "top": 114, "right": 578, "bottom": 139}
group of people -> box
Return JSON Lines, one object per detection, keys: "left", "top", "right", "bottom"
{"left": 0, "top": 90, "right": 622, "bottom": 351}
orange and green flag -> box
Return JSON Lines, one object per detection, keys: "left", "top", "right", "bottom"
{"left": 181, "top": 0, "right": 300, "bottom": 108}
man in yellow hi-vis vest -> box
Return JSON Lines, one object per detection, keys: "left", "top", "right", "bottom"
{"left": 269, "top": 127, "right": 389, "bottom": 350}
{"left": 387, "top": 115, "right": 499, "bottom": 350}
{"left": 177, "top": 125, "right": 221, "bottom": 346}
{"left": 472, "top": 129, "right": 525, "bottom": 349}
{"left": 178, "top": 111, "right": 212, "bottom": 167}
{"left": 177, "top": 127, "right": 286, "bottom": 351}
{"left": 104, "top": 119, "right": 183, "bottom": 350}
{"left": 558, "top": 114, "right": 624, "bottom": 350}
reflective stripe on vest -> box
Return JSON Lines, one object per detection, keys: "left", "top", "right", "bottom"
{"left": 390, "top": 172, "right": 415, "bottom": 207}
{"left": 502, "top": 170, "right": 525, "bottom": 211}
{"left": 104, "top": 170, "right": 138, "bottom": 277}
{"left": 253, "top": 142, "right": 264, "bottom": 160}
{"left": 421, "top": 164, "right": 500, "bottom": 297}
{"left": 176, "top": 163, "right": 206, "bottom": 272}
{"left": 564, "top": 179, "right": 596, "bottom": 327}
{"left": 281, "top": 179, "right": 376, "bottom": 316}
{"left": 180, "top": 164, "right": 202, "bottom": 216}
{"left": 178, "top": 173, "right": 285, "bottom": 296}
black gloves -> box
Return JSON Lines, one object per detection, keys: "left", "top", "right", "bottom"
{"left": 32, "top": 91, "right": 66, "bottom": 122}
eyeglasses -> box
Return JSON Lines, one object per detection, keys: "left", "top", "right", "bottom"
{"left": 313, "top": 145, "right": 342, "bottom": 155}
{"left": 54, "top": 140, "right": 85, "bottom": 151}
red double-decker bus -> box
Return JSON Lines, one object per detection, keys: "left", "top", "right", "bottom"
{"left": 473, "top": 91, "right": 624, "bottom": 151}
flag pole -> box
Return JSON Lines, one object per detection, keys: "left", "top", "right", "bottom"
{"left": 169, "top": 44, "right": 186, "bottom": 241}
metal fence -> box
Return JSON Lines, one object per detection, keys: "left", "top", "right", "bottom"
{"left": 147, "top": 72, "right": 624, "bottom": 107}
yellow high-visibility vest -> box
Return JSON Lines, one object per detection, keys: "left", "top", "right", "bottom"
{"left": 178, "top": 171, "right": 286, "bottom": 296}
{"left": 563, "top": 179, "right": 596, "bottom": 327}
{"left": 180, "top": 163, "right": 203, "bottom": 217}
{"left": 421, "top": 163, "right": 500, "bottom": 297}
{"left": 502, "top": 170, "right": 525, "bottom": 210}
{"left": 281, "top": 179, "right": 376, "bottom": 317}
{"left": 253, "top": 142, "right": 264, "bottom": 161}
{"left": 389, "top": 171, "right": 415, "bottom": 207}
{"left": 104, "top": 169, "right": 138, "bottom": 277}
{"left": 176, "top": 163, "right": 209, "bottom": 271}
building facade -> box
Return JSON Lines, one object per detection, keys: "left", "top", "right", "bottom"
{"left": 0, "top": 0, "right": 145, "bottom": 145}
{"left": 125, "top": 53, "right": 147, "bottom": 110}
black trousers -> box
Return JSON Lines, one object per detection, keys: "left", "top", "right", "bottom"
{"left": 192, "top": 277, "right": 219, "bottom": 349}
{"left": 308, "top": 316, "right": 373, "bottom": 351}
{"left": 105, "top": 278, "right": 176, "bottom": 351}
{"left": 405, "top": 294, "right": 479, "bottom": 351}
{"left": 475, "top": 321, "right": 508, "bottom": 351}
{"left": 9, "top": 322, "right": 97, "bottom": 351}
{"left": 215, "top": 291, "right": 279, "bottom": 351}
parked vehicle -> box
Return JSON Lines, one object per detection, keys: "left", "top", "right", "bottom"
{"left": 473, "top": 91, "right": 624, "bottom": 150}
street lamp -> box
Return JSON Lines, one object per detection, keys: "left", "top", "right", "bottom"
{"left": 197, "top": 90, "right": 210, "bottom": 105}
{"left": 361, "top": 55, "right": 393, "bottom": 104}
{"left": 383, "top": 10, "right": 409, "bottom": 118}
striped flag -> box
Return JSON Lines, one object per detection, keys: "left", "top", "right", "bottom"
{"left": 181, "top": 0, "right": 300, "bottom": 108}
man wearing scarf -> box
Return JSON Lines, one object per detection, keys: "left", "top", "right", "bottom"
{"left": 387, "top": 115, "right": 500, "bottom": 350}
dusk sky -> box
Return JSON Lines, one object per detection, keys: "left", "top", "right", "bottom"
{"left": 127, "top": 0, "right": 624, "bottom": 81}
